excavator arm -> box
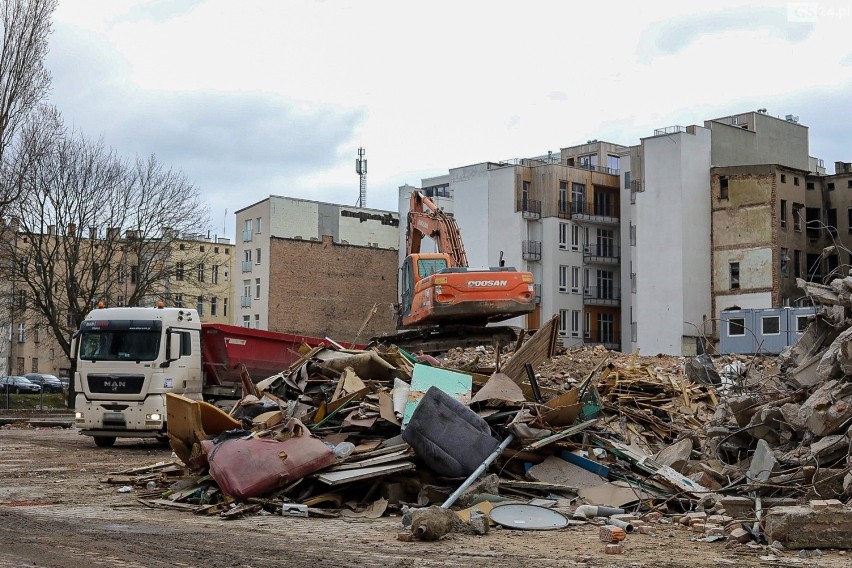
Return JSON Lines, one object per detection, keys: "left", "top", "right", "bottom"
{"left": 406, "top": 191, "right": 469, "bottom": 268}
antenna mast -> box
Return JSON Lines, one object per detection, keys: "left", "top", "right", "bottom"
{"left": 355, "top": 147, "right": 367, "bottom": 207}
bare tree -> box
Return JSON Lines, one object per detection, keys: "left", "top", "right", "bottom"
{"left": 0, "top": 0, "right": 57, "bottom": 215}
{"left": 3, "top": 110, "right": 212, "bottom": 365}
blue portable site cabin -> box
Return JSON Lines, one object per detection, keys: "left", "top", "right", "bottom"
{"left": 719, "top": 306, "right": 816, "bottom": 355}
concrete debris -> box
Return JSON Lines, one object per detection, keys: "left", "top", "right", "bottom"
{"left": 114, "top": 290, "right": 852, "bottom": 551}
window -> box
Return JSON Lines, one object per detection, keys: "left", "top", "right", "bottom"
{"left": 223, "top": 298, "right": 228, "bottom": 317}
{"left": 175, "top": 262, "right": 184, "bottom": 281}
{"left": 179, "top": 243, "right": 185, "bottom": 250}
{"left": 117, "top": 264, "right": 126, "bottom": 283}
{"left": 629, "top": 222, "right": 637, "bottom": 246}
{"left": 827, "top": 182, "right": 835, "bottom": 190}
{"left": 762, "top": 316, "right": 780, "bottom": 335}
{"left": 558, "top": 265, "right": 569, "bottom": 292}
{"left": 31, "top": 357, "right": 38, "bottom": 373}
{"left": 254, "top": 314, "right": 260, "bottom": 329}
{"left": 34, "top": 325, "right": 40, "bottom": 343}
{"left": 255, "top": 278, "right": 261, "bottom": 299}
{"left": 571, "top": 224, "right": 580, "bottom": 251}
{"left": 559, "top": 310, "right": 569, "bottom": 337}
{"left": 781, "top": 174, "right": 787, "bottom": 183}
{"left": 198, "top": 263, "right": 205, "bottom": 282}
{"left": 848, "top": 180, "right": 852, "bottom": 189}
{"left": 571, "top": 310, "right": 580, "bottom": 338}
{"left": 606, "top": 155, "right": 619, "bottom": 174}
{"left": 571, "top": 266, "right": 580, "bottom": 293}
{"left": 214, "top": 247, "right": 219, "bottom": 253}
{"left": 242, "top": 315, "right": 250, "bottom": 328}
{"left": 584, "top": 312, "right": 591, "bottom": 339}
{"left": 848, "top": 208, "right": 852, "bottom": 233}
{"left": 558, "top": 223, "right": 568, "bottom": 249}
{"left": 728, "top": 317, "right": 746, "bottom": 336}
{"left": 211, "top": 297, "right": 218, "bottom": 316}
{"left": 796, "top": 315, "right": 809, "bottom": 333}
{"left": 17, "top": 290, "right": 25, "bottom": 308}
{"left": 197, "top": 296, "right": 204, "bottom": 316}
{"left": 780, "top": 248, "right": 789, "bottom": 276}
{"left": 720, "top": 176, "right": 729, "bottom": 199}
{"left": 827, "top": 208, "right": 837, "bottom": 235}
{"left": 18, "top": 323, "right": 25, "bottom": 342}
{"left": 117, "top": 295, "right": 125, "bottom": 307}
{"left": 200, "top": 245, "right": 205, "bottom": 252}
{"left": 806, "top": 181, "right": 815, "bottom": 190}
{"left": 131, "top": 265, "right": 138, "bottom": 284}
{"left": 730, "top": 262, "right": 740, "bottom": 289}
{"left": 212, "top": 264, "right": 219, "bottom": 284}
{"left": 793, "top": 203, "right": 803, "bottom": 231}
{"left": 793, "top": 176, "right": 799, "bottom": 186}
{"left": 572, "top": 182, "right": 586, "bottom": 214}
{"left": 780, "top": 200, "right": 787, "bottom": 228}
{"left": 243, "top": 279, "right": 251, "bottom": 305}
{"left": 256, "top": 248, "right": 262, "bottom": 264}
{"left": 558, "top": 181, "right": 568, "bottom": 215}
{"left": 794, "top": 250, "right": 802, "bottom": 278}
{"left": 256, "top": 217, "right": 262, "bottom": 233}
{"left": 578, "top": 154, "right": 598, "bottom": 170}
{"left": 175, "top": 294, "right": 183, "bottom": 308}
{"left": 244, "top": 249, "right": 252, "bottom": 263}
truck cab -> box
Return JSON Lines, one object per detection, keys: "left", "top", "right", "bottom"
{"left": 74, "top": 306, "right": 203, "bottom": 447}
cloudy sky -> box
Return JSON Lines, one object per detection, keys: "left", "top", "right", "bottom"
{"left": 46, "top": 0, "right": 852, "bottom": 238}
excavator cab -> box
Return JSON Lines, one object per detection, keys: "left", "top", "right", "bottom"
{"left": 400, "top": 253, "right": 451, "bottom": 319}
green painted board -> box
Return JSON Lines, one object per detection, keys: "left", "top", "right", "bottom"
{"left": 401, "top": 363, "right": 473, "bottom": 428}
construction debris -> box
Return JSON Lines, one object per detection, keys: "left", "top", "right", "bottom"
{"left": 115, "top": 292, "right": 852, "bottom": 553}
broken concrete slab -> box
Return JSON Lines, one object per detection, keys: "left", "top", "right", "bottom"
{"left": 653, "top": 438, "right": 693, "bottom": 473}
{"left": 764, "top": 505, "right": 852, "bottom": 549}
{"left": 799, "top": 380, "right": 852, "bottom": 436}
{"left": 810, "top": 434, "right": 848, "bottom": 464}
{"left": 746, "top": 439, "right": 778, "bottom": 483}
{"left": 684, "top": 354, "right": 721, "bottom": 385}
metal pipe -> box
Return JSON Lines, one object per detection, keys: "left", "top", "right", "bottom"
{"left": 606, "top": 517, "right": 635, "bottom": 532}
{"left": 573, "top": 504, "right": 626, "bottom": 519}
{"left": 441, "top": 434, "right": 514, "bottom": 509}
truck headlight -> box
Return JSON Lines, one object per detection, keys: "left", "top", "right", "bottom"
{"left": 146, "top": 413, "right": 162, "bottom": 421}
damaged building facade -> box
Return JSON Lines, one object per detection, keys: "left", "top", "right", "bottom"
{"left": 234, "top": 196, "right": 400, "bottom": 339}
{"left": 403, "top": 110, "right": 850, "bottom": 356}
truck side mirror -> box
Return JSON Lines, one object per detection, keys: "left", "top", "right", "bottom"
{"left": 167, "top": 332, "right": 181, "bottom": 362}
{"left": 70, "top": 334, "right": 78, "bottom": 359}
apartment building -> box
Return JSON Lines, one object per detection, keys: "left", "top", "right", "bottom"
{"left": 620, "top": 111, "right": 846, "bottom": 355}
{"left": 2, "top": 227, "right": 233, "bottom": 378}
{"left": 234, "top": 196, "right": 399, "bottom": 339}
{"left": 398, "top": 141, "right": 625, "bottom": 348}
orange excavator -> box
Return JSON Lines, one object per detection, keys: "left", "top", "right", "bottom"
{"left": 380, "top": 191, "right": 535, "bottom": 351}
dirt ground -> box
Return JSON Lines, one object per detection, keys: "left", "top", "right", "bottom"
{"left": 0, "top": 425, "right": 849, "bottom": 568}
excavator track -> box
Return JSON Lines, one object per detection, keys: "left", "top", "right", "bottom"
{"left": 369, "top": 325, "right": 523, "bottom": 354}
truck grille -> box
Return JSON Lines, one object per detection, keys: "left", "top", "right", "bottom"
{"left": 86, "top": 374, "right": 145, "bottom": 394}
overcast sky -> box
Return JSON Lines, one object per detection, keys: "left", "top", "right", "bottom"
{"left": 46, "top": 0, "right": 852, "bottom": 238}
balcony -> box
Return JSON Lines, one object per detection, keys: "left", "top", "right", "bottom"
{"left": 240, "top": 296, "right": 251, "bottom": 308}
{"left": 583, "top": 286, "right": 621, "bottom": 306}
{"left": 242, "top": 229, "right": 253, "bottom": 242}
{"left": 241, "top": 260, "right": 252, "bottom": 273}
{"left": 583, "top": 244, "right": 620, "bottom": 265}
{"left": 522, "top": 240, "right": 542, "bottom": 261}
{"left": 571, "top": 200, "right": 619, "bottom": 225}
{"left": 517, "top": 198, "right": 541, "bottom": 219}
{"left": 557, "top": 201, "right": 571, "bottom": 219}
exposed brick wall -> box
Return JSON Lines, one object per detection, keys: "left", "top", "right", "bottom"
{"left": 267, "top": 235, "right": 398, "bottom": 342}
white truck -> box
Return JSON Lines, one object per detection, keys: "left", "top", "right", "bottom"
{"left": 73, "top": 306, "right": 203, "bottom": 447}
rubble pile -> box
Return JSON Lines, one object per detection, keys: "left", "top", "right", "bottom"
{"left": 121, "top": 306, "right": 852, "bottom": 552}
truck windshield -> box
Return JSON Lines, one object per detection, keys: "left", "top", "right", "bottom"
{"left": 79, "top": 330, "right": 161, "bottom": 362}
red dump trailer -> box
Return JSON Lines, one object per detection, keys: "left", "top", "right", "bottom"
{"left": 201, "top": 324, "right": 331, "bottom": 397}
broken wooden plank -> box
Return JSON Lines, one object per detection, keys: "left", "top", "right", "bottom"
{"left": 315, "top": 461, "right": 415, "bottom": 485}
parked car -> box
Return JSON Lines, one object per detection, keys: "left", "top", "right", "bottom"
{"left": 0, "top": 376, "right": 42, "bottom": 394}
{"left": 24, "top": 373, "right": 64, "bottom": 393}
{"left": 58, "top": 376, "right": 70, "bottom": 389}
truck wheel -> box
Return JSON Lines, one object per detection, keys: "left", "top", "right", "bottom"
{"left": 94, "top": 436, "right": 116, "bottom": 447}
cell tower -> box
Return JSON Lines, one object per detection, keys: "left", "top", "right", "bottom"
{"left": 355, "top": 147, "right": 367, "bottom": 208}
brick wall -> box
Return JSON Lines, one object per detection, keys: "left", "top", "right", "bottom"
{"left": 268, "top": 235, "right": 398, "bottom": 342}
